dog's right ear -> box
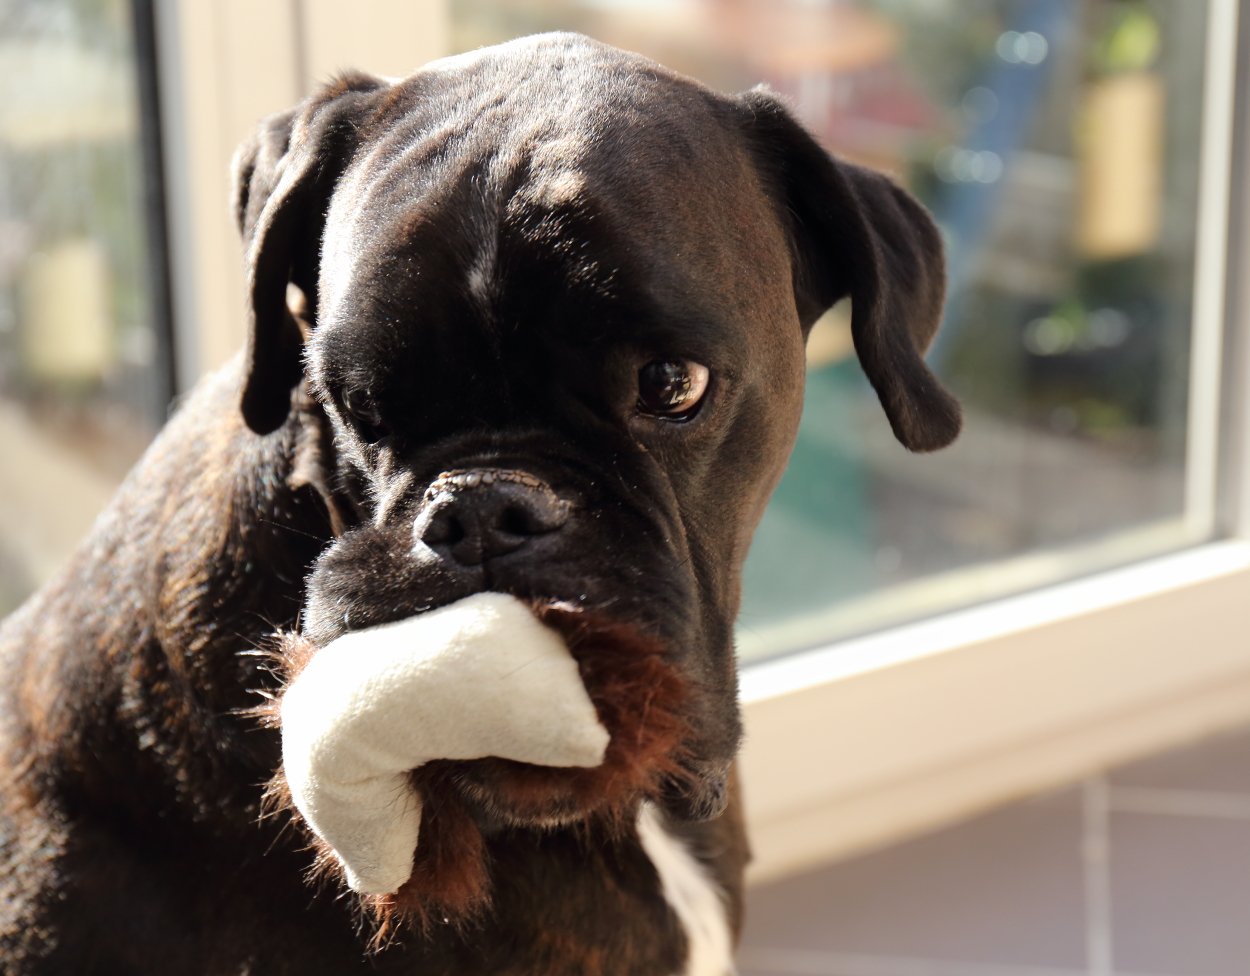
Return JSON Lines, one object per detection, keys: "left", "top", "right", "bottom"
{"left": 231, "top": 73, "right": 386, "bottom": 435}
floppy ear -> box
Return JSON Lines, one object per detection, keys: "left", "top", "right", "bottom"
{"left": 231, "top": 72, "right": 387, "bottom": 435}
{"left": 739, "top": 89, "right": 961, "bottom": 453}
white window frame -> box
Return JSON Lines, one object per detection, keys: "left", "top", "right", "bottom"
{"left": 155, "top": 0, "right": 1250, "bottom": 885}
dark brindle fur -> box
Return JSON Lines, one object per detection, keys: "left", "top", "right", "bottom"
{"left": 0, "top": 33, "right": 957, "bottom": 975}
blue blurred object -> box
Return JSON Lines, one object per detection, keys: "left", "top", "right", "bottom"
{"left": 928, "top": 0, "right": 1079, "bottom": 369}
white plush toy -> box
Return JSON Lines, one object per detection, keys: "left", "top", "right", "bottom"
{"left": 280, "top": 592, "right": 610, "bottom": 895}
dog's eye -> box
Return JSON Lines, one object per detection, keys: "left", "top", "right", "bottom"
{"left": 637, "top": 360, "right": 709, "bottom": 418}
{"left": 342, "top": 387, "right": 388, "bottom": 441}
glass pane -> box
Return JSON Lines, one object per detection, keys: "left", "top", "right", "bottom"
{"left": 453, "top": 0, "right": 1217, "bottom": 657}
{"left": 0, "top": 0, "right": 167, "bottom": 615}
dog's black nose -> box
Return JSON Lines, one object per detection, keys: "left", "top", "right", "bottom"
{"left": 414, "top": 468, "right": 571, "bottom": 566}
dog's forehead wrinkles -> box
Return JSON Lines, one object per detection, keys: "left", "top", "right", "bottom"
{"left": 312, "top": 38, "right": 767, "bottom": 337}
{"left": 318, "top": 126, "right": 483, "bottom": 327}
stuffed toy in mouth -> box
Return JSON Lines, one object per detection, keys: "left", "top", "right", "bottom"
{"left": 267, "top": 591, "right": 689, "bottom": 920}
{"left": 280, "top": 592, "right": 612, "bottom": 895}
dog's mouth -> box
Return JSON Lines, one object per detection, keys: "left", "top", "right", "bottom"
{"left": 259, "top": 595, "right": 698, "bottom": 927}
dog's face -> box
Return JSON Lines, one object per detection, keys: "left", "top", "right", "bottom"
{"left": 234, "top": 35, "right": 958, "bottom": 842}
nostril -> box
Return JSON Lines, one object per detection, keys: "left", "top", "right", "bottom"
{"left": 416, "top": 509, "right": 466, "bottom": 547}
{"left": 501, "top": 504, "right": 543, "bottom": 537}
{"left": 440, "top": 515, "right": 467, "bottom": 546}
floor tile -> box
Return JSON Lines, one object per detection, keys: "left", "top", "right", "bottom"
{"left": 1109, "top": 811, "right": 1250, "bottom": 976}
{"left": 1110, "top": 727, "right": 1250, "bottom": 794}
{"left": 738, "top": 789, "right": 1086, "bottom": 973}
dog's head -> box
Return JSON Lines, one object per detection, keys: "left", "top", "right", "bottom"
{"left": 234, "top": 33, "right": 958, "bottom": 916}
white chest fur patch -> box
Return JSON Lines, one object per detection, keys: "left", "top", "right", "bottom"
{"left": 637, "top": 803, "right": 736, "bottom": 976}
{"left": 280, "top": 592, "right": 610, "bottom": 895}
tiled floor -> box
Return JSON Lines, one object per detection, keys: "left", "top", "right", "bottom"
{"left": 737, "top": 725, "right": 1250, "bottom": 976}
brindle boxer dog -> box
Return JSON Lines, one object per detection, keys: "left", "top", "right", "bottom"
{"left": 0, "top": 33, "right": 959, "bottom": 976}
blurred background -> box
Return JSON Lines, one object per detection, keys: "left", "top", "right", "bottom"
{"left": 2, "top": 1, "right": 1250, "bottom": 974}
{"left": 0, "top": 0, "right": 1220, "bottom": 645}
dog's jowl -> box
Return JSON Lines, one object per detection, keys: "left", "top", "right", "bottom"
{"left": 0, "top": 33, "right": 959, "bottom": 975}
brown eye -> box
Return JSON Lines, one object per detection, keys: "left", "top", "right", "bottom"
{"left": 637, "top": 360, "right": 709, "bottom": 418}
{"left": 342, "top": 387, "right": 388, "bottom": 441}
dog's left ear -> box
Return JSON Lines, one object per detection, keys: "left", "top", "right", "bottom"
{"left": 738, "top": 89, "right": 961, "bottom": 452}
{"left": 231, "top": 73, "right": 387, "bottom": 435}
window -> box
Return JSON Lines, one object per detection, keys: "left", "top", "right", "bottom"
{"left": 451, "top": 0, "right": 1235, "bottom": 660}
{"left": 0, "top": 0, "right": 172, "bottom": 615}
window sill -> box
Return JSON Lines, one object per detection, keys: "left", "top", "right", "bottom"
{"left": 739, "top": 539, "right": 1250, "bottom": 882}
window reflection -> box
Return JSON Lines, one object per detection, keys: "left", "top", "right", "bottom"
{"left": 0, "top": 0, "right": 167, "bottom": 614}
{"left": 452, "top": 0, "right": 1214, "bottom": 655}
